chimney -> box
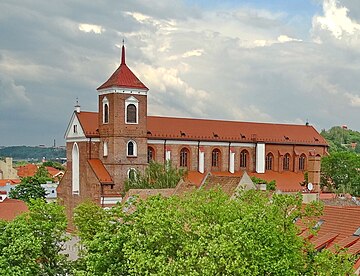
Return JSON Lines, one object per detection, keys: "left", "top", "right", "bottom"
{"left": 308, "top": 155, "right": 321, "bottom": 192}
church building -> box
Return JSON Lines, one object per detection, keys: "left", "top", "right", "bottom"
{"left": 58, "top": 45, "right": 328, "bottom": 221}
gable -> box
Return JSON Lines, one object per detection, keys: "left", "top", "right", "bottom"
{"left": 64, "top": 112, "right": 86, "bottom": 140}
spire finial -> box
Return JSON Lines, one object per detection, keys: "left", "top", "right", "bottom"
{"left": 75, "top": 97, "right": 80, "bottom": 113}
{"left": 121, "top": 39, "right": 126, "bottom": 65}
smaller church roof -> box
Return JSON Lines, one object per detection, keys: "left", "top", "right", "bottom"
{"left": 76, "top": 112, "right": 99, "bottom": 137}
{"left": 97, "top": 45, "right": 148, "bottom": 91}
{"left": 88, "top": 159, "right": 113, "bottom": 184}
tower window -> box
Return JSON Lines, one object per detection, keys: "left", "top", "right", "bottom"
{"left": 127, "top": 140, "right": 137, "bottom": 157}
{"left": 102, "top": 96, "right": 109, "bottom": 124}
{"left": 265, "top": 153, "right": 273, "bottom": 170}
{"left": 212, "top": 149, "right": 220, "bottom": 167}
{"left": 240, "top": 150, "right": 248, "bottom": 168}
{"left": 180, "top": 148, "right": 190, "bottom": 168}
{"left": 126, "top": 104, "right": 137, "bottom": 123}
{"left": 283, "top": 153, "right": 290, "bottom": 171}
{"left": 103, "top": 141, "right": 108, "bottom": 157}
{"left": 128, "top": 168, "right": 137, "bottom": 180}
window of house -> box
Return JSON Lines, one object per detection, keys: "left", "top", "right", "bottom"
{"left": 180, "top": 148, "right": 189, "bottom": 168}
{"left": 240, "top": 150, "right": 248, "bottom": 168}
{"left": 299, "top": 154, "right": 306, "bottom": 171}
{"left": 212, "top": 149, "right": 220, "bottom": 167}
{"left": 102, "top": 97, "right": 109, "bottom": 124}
{"left": 73, "top": 124, "right": 78, "bottom": 133}
{"left": 147, "top": 147, "right": 155, "bottom": 163}
{"left": 283, "top": 153, "right": 290, "bottom": 171}
{"left": 265, "top": 153, "right": 273, "bottom": 170}
{"left": 127, "top": 140, "right": 137, "bottom": 157}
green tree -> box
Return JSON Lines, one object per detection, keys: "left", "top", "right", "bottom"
{"left": 124, "top": 161, "right": 185, "bottom": 191}
{"left": 9, "top": 165, "right": 52, "bottom": 202}
{"left": 0, "top": 200, "right": 70, "bottom": 275}
{"left": 73, "top": 190, "right": 355, "bottom": 275}
{"left": 321, "top": 151, "right": 360, "bottom": 196}
{"left": 43, "top": 161, "right": 65, "bottom": 171}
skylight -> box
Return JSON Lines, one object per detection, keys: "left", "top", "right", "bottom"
{"left": 354, "top": 227, "right": 360, "bottom": 236}
{"left": 313, "top": 219, "right": 324, "bottom": 230}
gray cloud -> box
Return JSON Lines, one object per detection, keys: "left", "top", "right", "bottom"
{"left": 0, "top": 0, "right": 359, "bottom": 146}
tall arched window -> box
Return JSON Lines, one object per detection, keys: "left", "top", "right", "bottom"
{"left": 147, "top": 147, "right": 155, "bottom": 163}
{"left": 102, "top": 96, "right": 109, "bottom": 124}
{"left": 126, "top": 104, "right": 137, "bottom": 123}
{"left": 72, "top": 143, "right": 80, "bottom": 195}
{"left": 103, "top": 141, "right": 108, "bottom": 157}
{"left": 283, "top": 153, "right": 290, "bottom": 171}
{"left": 180, "top": 148, "right": 190, "bottom": 168}
{"left": 240, "top": 150, "right": 248, "bottom": 168}
{"left": 299, "top": 154, "right": 306, "bottom": 171}
{"left": 212, "top": 149, "right": 221, "bottom": 167}
{"left": 265, "top": 153, "right": 273, "bottom": 170}
{"left": 128, "top": 168, "right": 137, "bottom": 180}
{"left": 127, "top": 140, "right": 137, "bottom": 157}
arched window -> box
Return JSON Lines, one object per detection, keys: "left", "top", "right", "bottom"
{"left": 72, "top": 143, "right": 79, "bottom": 195}
{"left": 180, "top": 148, "right": 190, "bottom": 168}
{"left": 127, "top": 168, "right": 137, "bottom": 180}
{"left": 147, "top": 147, "right": 155, "bottom": 163}
{"left": 126, "top": 104, "right": 137, "bottom": 123}
{"left": 265, "top": 153, "right": 273, "bottom": 170}
{"left": 283, "top": 153, "right": 290, "bottom": 171}
{"left": 103, "top": 141, "right": 108, "bottom": 157}
{"left": 299, "top": 154, "right": 306, "bottom": 171}
{"left": 240, "top": 150, "right": 248, "bottom": 168}
{"left": 127, "top": 140, "right": 137, "bottom": 157}
{"left": 212, "top": 149, "right": 221, "bottom": 167}
{"left": 102, "top": 97, "right": 109, "bottom": 124}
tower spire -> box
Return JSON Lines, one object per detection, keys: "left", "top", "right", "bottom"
{"left": 121, "top": 39, "right": 126, "bottom": 65}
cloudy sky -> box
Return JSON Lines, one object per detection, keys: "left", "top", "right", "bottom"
{"left": 1, "top": 0, "right": 360, "bottom": 146}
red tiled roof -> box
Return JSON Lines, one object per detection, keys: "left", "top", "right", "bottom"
{"left": 312, "top": 232, "right": 338, "bottom": 249}
{"left": 0, "top": 198, "right": 28, "bottom": 221}
{"left": 0, "top": 179, "right": 21, "bottom": 186}
{"left": 16, "top": 164, "right": 38, "bottom": 178}
{"left": 347, "top": 240, "right": 360, "bottom": 254}
{"left": 147, "top": 116, "right": 328, "bottom": 146}
{"left": 97, "top": 45, "right": 148, "bottom": 90}
{"left": 249, "top": 171, "right": 305, "bottom": 192}
{"left": 88, "top": 159, "right": 113, "bottom": 184}
{"left": 75, "top": 112, "right": 326, "bottom": 147}
{"left": 76, "top": 112, "right": 99, "bottom": 137}
{"left": 185, "top": 171, "right": 207, "bottom": 187}
{"left": 45, "top": 166, "right": 63, "bottom": 177}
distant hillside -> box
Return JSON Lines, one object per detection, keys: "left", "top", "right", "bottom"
{"left": 0, "top": 146, "right": 66, "bottom": 161}
{"left": 321, "top": 126, "right": 360, "bottom": 153}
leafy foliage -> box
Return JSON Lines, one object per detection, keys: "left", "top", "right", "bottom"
{"left": 73, "top": 190, "right": 355, "bottom": 275}
{"left": 43, "top": 161, "right": 65, "bottom": 171}
{"left": 321, "top": 151, "right": 360, "bottom": 196}
{"left": 250, "top": 176, "right": 277, "bottom": 191}
{"left": 0, "top": 200, "right": 70, "bottom": 275}
{"left": 9, "top": 165, "right": 52, "bottom": 202}
{"left": 124, "top": 161, "right": 185, "bottom": 191}
{"left": 321, "top": 126, "right": 360, "bottom": 153}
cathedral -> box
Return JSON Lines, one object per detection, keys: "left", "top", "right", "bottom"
{"left": 58, "top": 45, "right": 328, "bottom": 221}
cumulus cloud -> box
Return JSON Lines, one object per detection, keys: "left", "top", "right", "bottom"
{"left": 345, "top": 92, "right": 360, "bottom": 106}
{"left": 78, "top": 23, "right": 105, "bottom": 34}
{"left": 0, "top": 75, "right": 30, "bottom": 107}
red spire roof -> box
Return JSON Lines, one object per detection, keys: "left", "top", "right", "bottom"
{"left": 97, "top": 45, "right": 148, "bottom": 90}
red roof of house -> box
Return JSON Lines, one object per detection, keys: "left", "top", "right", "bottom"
{"left": 0, "top": 198, "right": 28, "bottom": 221}
{"left": 88, "top": 159, "right": 113, "bottom": 184}
{"left": 75, "top": 112, "right": 327, "bottom": 146}
{"left": 0, "top": 179, "right": 21, "bottom": 186}
{"left": 97, "top": 45, "right": 148, "bottom": 91}
{"left": 16, "top": 164, "right": 38, "bottom": 178}
{"left": 249, "top": 171, "right": 305, "bottom": 192}
{"left": 45, "top": 166, "right": 63, "bottom": 177}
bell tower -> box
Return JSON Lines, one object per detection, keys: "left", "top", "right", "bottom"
{"left": 97, "top": 44, "right": 149, "bottom": 191}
